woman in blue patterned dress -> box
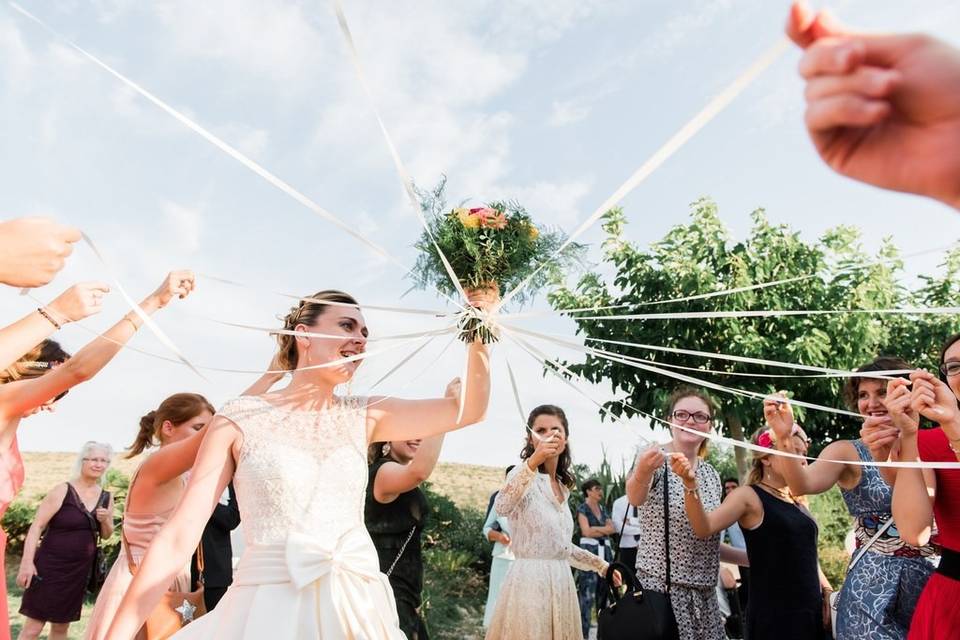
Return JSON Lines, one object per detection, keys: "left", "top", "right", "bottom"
{"left": 767, "top": 357, "right": 935, "bottom": 640}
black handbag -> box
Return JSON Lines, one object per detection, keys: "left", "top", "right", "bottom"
{"left": 597, "top": 462, "right": 680, "bottom": 640}
{"left": 86, "top": 490, "right": 111, "bottom": 594}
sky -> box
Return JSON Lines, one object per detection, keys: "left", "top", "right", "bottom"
{"left": 1, "top": 0, "right": 959, "bottom": 473}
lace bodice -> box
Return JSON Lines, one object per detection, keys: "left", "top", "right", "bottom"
{"left": 218, "top": 395, "right": 369, "bottom": 547}
{"left": 494, "top": 462, "right": 607, "bottom": 574}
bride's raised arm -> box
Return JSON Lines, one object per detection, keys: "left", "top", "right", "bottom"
{"left": 105, "top": 418, "right": 240, "bottom": 638}
{"left": 366, "top": 339, "right": 491, "bottom": 442}
{"left": 366, "top": 287, "right": 495, "bottom": 443}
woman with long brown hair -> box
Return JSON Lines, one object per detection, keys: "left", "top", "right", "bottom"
{"left": 485, "top": 404, "right": 612, "bottom": 640}
{"left": 83, "top": 392, "right": 215, "bottom": 640}
{"left": 107, "top": 286, "right": 494, "bottom": 639}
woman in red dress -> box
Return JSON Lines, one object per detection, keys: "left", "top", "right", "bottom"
{"left": 0, "top": 271, "right": 194, "bottom": 636}
{"left": 888, "top": 333, "right": 960, "bottom": 639}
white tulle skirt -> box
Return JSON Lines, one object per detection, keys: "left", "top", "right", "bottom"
{"left": 173, "top": 527, "right": 405, "bottom": 640}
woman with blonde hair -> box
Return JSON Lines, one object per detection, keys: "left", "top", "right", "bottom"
{"left": 17, "top": 442, "right": 114, "bottom": 640}
{"left": 672, "top": 418, "right": 831, "bottom": 639}
{"left": 0, "top": 270, "right": 194, "bottom": 633}
{"left": 107, "top": 286, "right": 495, "bottom": 639}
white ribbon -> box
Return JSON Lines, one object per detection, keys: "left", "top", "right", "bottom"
{"left": 496, "top": 37, "right": 791, "bottom": 312}
{"left": 501, "top": 326, "right": 960, "bottom": 469}
{"left": 79, "top": 234, "right": 206, "bottom": 379}
{"left": 502, "top": 324, "right": 911, "bottom": 380}
{"left": 331, "top": 0, "right": 468, "bottom": 304}
{"left": 559, "top": 306, "right": 960, "bottom": 322}
{"left": 8, "top": 2, "right": 465, "bottom": 313}
{"left": 198, "top": 273, "right": 448, "bottom": 316}
{"left": 511, "top": 325, "right": 863, "bottom": 418}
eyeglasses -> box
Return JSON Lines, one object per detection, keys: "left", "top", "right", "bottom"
{"left": 940, "top": 361, "right": 960, "bottom": 378}
{"left": 83, "top": 458, "right": 110, "bottom": 465}
{"left": 671, "top": 410, "right": 712, "bottom": 425}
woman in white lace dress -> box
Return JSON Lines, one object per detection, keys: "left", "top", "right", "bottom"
{"left": 106, "top": 288, "right": 495, "bottom": 639}
{"left": 485, "top": 405, "right": 612, "bottom": 640}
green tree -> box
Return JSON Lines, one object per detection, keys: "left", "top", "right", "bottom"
{"left": 548, "top": 198, "right": 960, "bottom": 476}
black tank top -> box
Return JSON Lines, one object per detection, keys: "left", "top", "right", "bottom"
{"left": 742, "top": 485, "right": 825, "bottom": 639}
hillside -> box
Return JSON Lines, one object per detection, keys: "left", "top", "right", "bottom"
{"left": 17, "top": 452, "right": 506, "bottom": 511}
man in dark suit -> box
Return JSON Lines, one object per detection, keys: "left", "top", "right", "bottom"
{"left": 191, "top": 482, "right": 241, "bottom": 611}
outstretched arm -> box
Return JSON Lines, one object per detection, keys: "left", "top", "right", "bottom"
{"left": 0, "top": 271, "right": 196, "bottom": 439}
{"left": 0, "top": 282, "right": 107, "bottom": 372}
{"left": 366, "top": 288, "right": 496, "bottom": 443}
{"left": 131, "top": 426, "right": 209, "bottom": 494}
{"left": 671, "top": 455, "right": 758, "bottom": 539}
{"left": 106, "top": 418, "right": 239, "bottom": 638}
{"left": 765, "top": 394, "right": 854, "bottom": 495}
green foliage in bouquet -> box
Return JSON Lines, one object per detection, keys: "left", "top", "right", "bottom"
{"left": 411, "top": 179, "right": 586, "bottom": 307}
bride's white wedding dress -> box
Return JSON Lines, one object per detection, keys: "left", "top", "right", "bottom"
{"left": 172, "top": 395, "right": 405, "bottom": 640}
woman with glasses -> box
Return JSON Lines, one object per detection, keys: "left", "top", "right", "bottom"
{"left": 625, "top": 387, "right": 747, "bottom": 640}
{"left": 887, "top": 334, "right": 960, "bottom": 638}
{"left": 768, "top": 357, "right": 935, "bottom": 640}
{"left": 16, "top": 442, "right": 114, "bottom": 640}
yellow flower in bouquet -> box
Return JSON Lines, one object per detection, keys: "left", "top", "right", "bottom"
{"left": 527, "top": 224, "right": 539, "bottom": 240}
{"left": 455, "top": 208, "right": 481, "bottom": 229}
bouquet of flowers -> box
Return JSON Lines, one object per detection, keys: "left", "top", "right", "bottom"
{"left": 411, "top": 180, "right": 585, "bottom": 343}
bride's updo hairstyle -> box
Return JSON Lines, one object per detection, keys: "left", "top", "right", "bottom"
{"left": 276, "top": 290, "right": 360, "bottom": 370}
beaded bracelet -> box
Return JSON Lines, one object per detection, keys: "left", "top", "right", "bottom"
{"left": 37, "top": 307, "right": 61, "bottom": 330}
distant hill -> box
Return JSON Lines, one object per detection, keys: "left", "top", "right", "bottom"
{"left": 18, "top": 452, "right": 506, "bottom": 511}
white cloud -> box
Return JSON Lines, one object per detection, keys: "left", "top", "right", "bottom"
{"left": 0, "top": 18, "right": 36, "bottom": 92}
{"left": 547, "top": 98, "right": 592, "bottom": 127}
{"left": 217, "top": 123, "right": 270, "bottom": 158}
{"left": 152, "top": 0, "right": 328, "bottom": 84}
{"left": 508, "top": 179, "right": 595, "bottom": 230}
{"left": 163, "top": 201, "right": 203, "bottom": 253}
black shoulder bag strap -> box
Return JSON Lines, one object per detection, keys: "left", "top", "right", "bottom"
{"left": 663, "top": 462, "right": 671, "bottom": 594}
{"left": 611, "top": 497, "right": 630, "bottom": 563}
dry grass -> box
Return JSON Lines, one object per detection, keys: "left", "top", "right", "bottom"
{"left": 18, "top": 454, "right": 506, "bottom": 511}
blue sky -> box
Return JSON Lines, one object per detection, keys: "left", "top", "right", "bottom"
{"left": 1, "top": 0, "right": 959, "bottom": 471}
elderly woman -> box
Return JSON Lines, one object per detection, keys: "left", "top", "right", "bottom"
{"left": 17, "top": 442, "right": 115, "bottom": 640}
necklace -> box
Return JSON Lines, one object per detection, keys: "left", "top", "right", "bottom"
{"left": 759, "top": 481, "right": 792, "bottom": 502}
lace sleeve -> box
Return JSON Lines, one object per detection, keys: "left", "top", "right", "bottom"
{"left": 568, "top": 542, "right": 608, "bottom": 574}
{"left": 494, "top": 462, "right": 536, "bottom": 517}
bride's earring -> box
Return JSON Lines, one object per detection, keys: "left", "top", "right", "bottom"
{"left": 381, "top": 443, "right": 391, "bottom": 457}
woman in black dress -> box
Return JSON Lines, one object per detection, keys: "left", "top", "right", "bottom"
{"left": 671, "top": 416, "right": 832, "bottom": 639}
{"left": 17, "top": 442, "right": 115, "bottom": 640}
{"left": 365, "top": 382, "right": 454, "bottom": 640}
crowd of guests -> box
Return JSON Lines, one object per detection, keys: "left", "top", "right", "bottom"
{"left": 0, "top": 0, "right": 958, "bottom": 638}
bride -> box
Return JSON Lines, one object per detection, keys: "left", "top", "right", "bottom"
{"left": 106, "top": 287, "right": 494, "bottom": 638}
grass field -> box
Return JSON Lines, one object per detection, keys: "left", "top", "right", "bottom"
{"left": 6, "top": 452, "right": 505, "bottom": 638}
